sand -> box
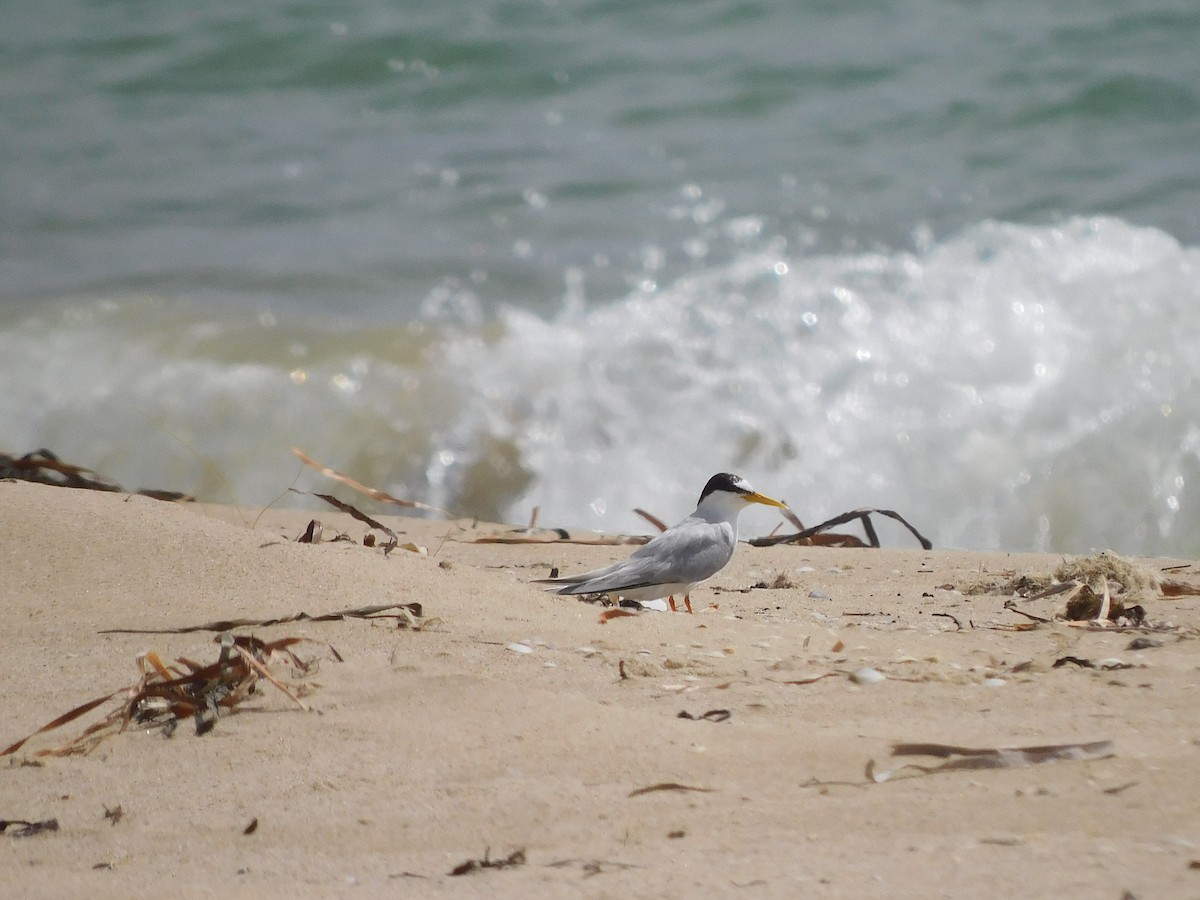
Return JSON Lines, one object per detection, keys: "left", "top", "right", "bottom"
{"left": 3, "top": 478, "right": 1199, "bottom": 898}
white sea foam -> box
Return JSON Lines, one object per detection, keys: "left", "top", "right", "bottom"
{"left": 434, "top": 216, "right": 1200, "bottom": 554}
{"left": 3, "top": 217, "right": 1198, "bottom": 555}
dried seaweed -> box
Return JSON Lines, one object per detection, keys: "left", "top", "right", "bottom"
{"left": 475, "top": 533, "right": 649, "bottom": 546}
{"left": 1052, "top": 656, "right": 1134, "bottom": 671}
{"left": 0, "top": 818, "right": 59, "bottom": 838}
{"left": 0, "top": 448, "right": 192, "bottom": 501}
{"left": 633, "top": 508, "right": 669, "bottom": 532}
{"left": 1, "top": 635, "right": 330, "bottom": 758}
{"left": 749, "top": 507, "right": 932, "bottom": 550}
{"left": 449, "top": 848, "right": 526, "bottom": 876}
{"left": 98, "top": 601, "right": 423, "bottom": 635}
{"left": 773, "top": 672, "right": 840, "bottom": 686}
{"left": 298, "top": 490, "right": 400, "bottom": 553}
{"left": 866, "top": 740, "right": 1114, "bottom": 783}
{"left": 1053, "top": 551, "right": 1158, "bottom": 596}
{"left": 677, "top": 709, "right": 731, "bottom": 722}
{"left": 959, "top": 572, "right": 1054, "bottom": 597}
{"left": 547, "top": 858, "right": 642, "bottom": 877}
{"left": 978, "top": 553, "right": 1197, "bottom": 609}
{"left": 494, "top": 503, "right": 929, "bottom": 549}
{"left": 752, "top": 572, "right": 806, "bottom": 589}
{"left": 1161, "top": 579, "right": 1200, "bottom": 597}
{"left": 292, "top": 448, "right": 453, "bottom": 517}
{"left": 1004, "top": 582, "right": 1149, "bottom": 628}
{"left": 628, "top": 782, "right": 715, "bottom": 798}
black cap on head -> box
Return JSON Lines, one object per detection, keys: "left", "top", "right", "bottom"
{"left": 698, "top": 472, "right": 750, "bottom": 502}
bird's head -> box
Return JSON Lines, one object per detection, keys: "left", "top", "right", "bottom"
{"left": 698, "top": 473, "right": 788, "bottom": 511}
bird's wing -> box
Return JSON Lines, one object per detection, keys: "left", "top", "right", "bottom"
{"left": 541, "top": 519, "right": 735, "bottom": 595}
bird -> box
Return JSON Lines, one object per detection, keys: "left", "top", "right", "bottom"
{"left": 537, "top": 473, "right": 787, "bottom": 613}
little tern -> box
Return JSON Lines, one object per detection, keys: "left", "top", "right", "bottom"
{"left": 538, "top": 473, "right": 787, "bottom": 613}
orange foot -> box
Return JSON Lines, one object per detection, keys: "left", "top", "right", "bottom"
{"left": 667, "top": 595, "right": 694, "bottom": 614}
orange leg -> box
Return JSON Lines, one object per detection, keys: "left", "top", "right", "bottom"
{"left": 683, "top": 594, "right": 693, "bottom": 614}
{"left": 668, "top": 596, "right": 677, "bottom": 612}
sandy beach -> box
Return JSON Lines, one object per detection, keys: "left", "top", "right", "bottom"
{"left": 3, "top": 477, "right": 1199, "bottom": 898}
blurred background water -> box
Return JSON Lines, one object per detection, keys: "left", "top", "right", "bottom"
{"left": 3, "top": 0, "right": 1199, "bottom": 554}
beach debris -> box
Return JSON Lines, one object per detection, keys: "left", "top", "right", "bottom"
{"left": 628, "top": 782, "right": 716, "bottom": 798}
{"left": 292, "top": 490, "right": 400, "bottom": 554}
{"left": 633, "top": 507, "right": 670, "bottom": 532}
{"left": 774, "top": 671, "right": 840, "bottom": 686}
{"left": 494, "top": 507, "right": 574, "bottom": 540}
{"left": 959, "top": 571, "right": 1052, "bottom": 596}
{"left": 751, "top": 572, "right": 807, "bottom": 590}
{"left": 103, "top": 805, "right": 123, "bottom": 826}
{"left": 677, "top": 709, "right": 731, "bottom": 722}
{"left": 1, "top": 448, "right": 192, "bottom": 501}
{"left": 482, "top": 500, "right": 928, "bottom": 549}
{"left": 1052, "top": 656, "right": 1135, "bottom": 671}
{"left": 547, "top": 858, "right": 642, "bottom": 877}
{"left": 933, "top": 611, "right": 965, "bottom": 630}
{"left": 1, "top": 818, "right": 60, "bottom": 838}
{"left": 866, "top": 739, "right": 1114, "bottom": 783}
{"left": 992, "top": 554, "right": 1188, "bottom": 629}
{"left": 298, "top": 519, "right": 323, "bottom": 543}
{"left": 1062, "top": 581, "right": 1122, "bottom": 622}
{"left": 599, "top": 608, "right": 639, "bottom": 624}
{"left": 1004, "top": 581, "right": 1147, "bottom": 628}
{"left": 97, "top": 601, "right": 423, "bottom": 635}
{"left": 292, "top": 448, "right": 453, "bottom": 518}
{"left": 968, "top": 552, "right": 1200, "bottom": 609}
{"left": 1127, "top": 636, "right": 1163, "bottom": 650}
{"left": 1160, "top": 576, "right": 1200, "bottom": 597}
{"left": 448, "top": 848, "right": 526, "bottom": 876}
{"left": 750, "top": 507, "right": 932, "bottom": 550}
{"left": 243, "top": 818, "right": 259, "bottom": 835}
{"left": 1054, "top": 550, "right": 1159, "bottom": 596}
{"left": 849, "top": 667, "right": 886, "bottom": 685}
{"left": 476, "top": 532, "right": 648, "bottom": 546}
{"left": 1, "top": 634, "right": 331, "bottom": 758}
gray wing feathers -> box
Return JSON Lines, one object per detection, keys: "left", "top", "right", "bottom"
{"left": 542, "top": 519, "right": 735, "bottom": 595}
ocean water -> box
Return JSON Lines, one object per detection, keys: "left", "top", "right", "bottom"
{"left": 3, "top": 0, "right": 1199, "bottom": 555}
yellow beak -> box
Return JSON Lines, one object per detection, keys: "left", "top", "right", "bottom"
{"left": 746, "top": 490, "right": 788, "bottom": 510}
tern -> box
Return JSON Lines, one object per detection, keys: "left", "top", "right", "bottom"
{"left": 537, "top": 473, "right": 787, "bottom": 613}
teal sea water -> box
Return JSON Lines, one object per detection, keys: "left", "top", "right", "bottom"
{"left": 3, "top": 1, "right": 1200, "bottom": 554}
